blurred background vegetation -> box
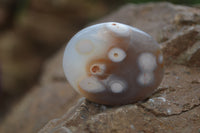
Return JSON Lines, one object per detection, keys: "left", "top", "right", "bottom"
{"left": 0, "top": 0, "right": 199, "bottom": 121}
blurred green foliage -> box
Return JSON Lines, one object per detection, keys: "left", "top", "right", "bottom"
{"left": 126, "top": 0, "right": 200, "bottom": 5}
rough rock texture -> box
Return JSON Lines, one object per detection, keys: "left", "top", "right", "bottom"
{"left": 1, "top": 2, "right": 200, "bottom": 133}
{"left": 40, "top": 2, "right": 200, "bottom": 133}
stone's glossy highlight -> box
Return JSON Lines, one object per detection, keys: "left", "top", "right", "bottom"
{"left": 63, "top": 22, "right": 164, "bottom": 105}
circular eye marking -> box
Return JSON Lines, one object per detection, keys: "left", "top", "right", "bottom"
{"left": 137, "top": 72, "right": 154, "bottom": 86}
{"left": 111, "top": 82, "right": 124, "bottom": 93}
{"left": 109, "top": 80, "right": 127, "bottom": 93}
{"left": 138, "top": 53, "right": 157, "bottom": 72}
{"left": 108, "top": 48, "right": 126, "bottom": 62}
{"left": 76, "top": 39, "right": 94, "bottom": 54}
{"left": 106, "top": 22, "right": 130, "bottom": 36}
{"left": 79, "top": 77, "right": 105, "bottom": 93}
{"left": 158, "top": 54, "right": 163, "bottom": 64}
{"left": 90, "top": 64, "right": 106, "bottom": 76}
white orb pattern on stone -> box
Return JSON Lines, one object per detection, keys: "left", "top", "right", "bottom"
{"left": 137, "top": 72, "right": 154, "bottom": 85}
{"left": 76, "top": 39, "right": 94, "bottom": 54}
{"left": 108, "top": 48, "right": 126, "bottom": 62}
{"left": 158, "top": 54, "right": 163, "bottom": 64}
{"left": 106, "top": 22, "right": 130, "bottom": 36}
{"left": 79, "top": 77, "right": 105, "bottom": 93}
{"left": 90, "top": 64, "right": 106, "bottom": 76}
{"left": 109, "top": 80, "right": 127, "bottom": 93}
{"left": 138, "top": 53, "right": 157, "bottom": 72}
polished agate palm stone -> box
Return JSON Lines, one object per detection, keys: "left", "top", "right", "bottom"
{"left": 63, "top": 22, "right": 164, "bottom": 105}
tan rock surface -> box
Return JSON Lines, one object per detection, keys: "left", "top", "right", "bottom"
{"left": 1, "top": 2, "right": 200, "bottom": 133}
{"left": 40, "top": 2, "right": 200, "bottom": 133}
